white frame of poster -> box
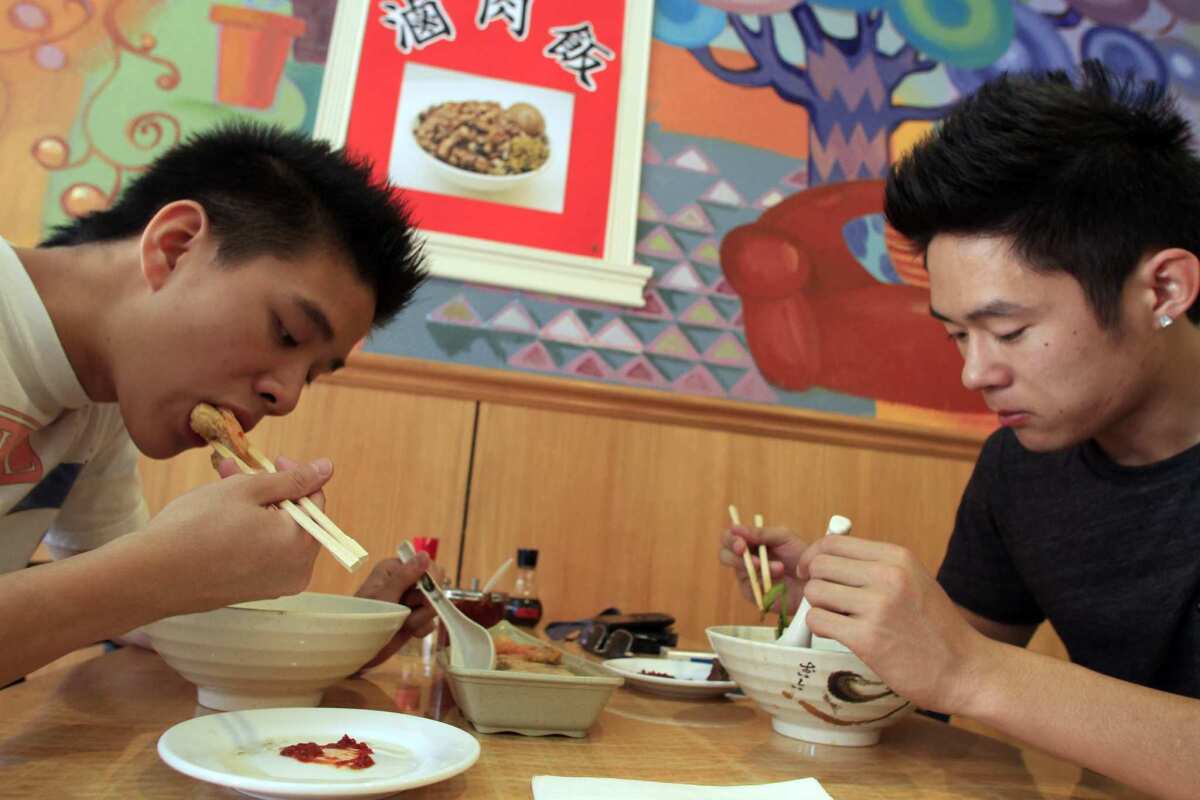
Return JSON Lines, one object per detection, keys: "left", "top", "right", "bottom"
{"left": 314, "top": 0, "right": 654, "bottom": 307}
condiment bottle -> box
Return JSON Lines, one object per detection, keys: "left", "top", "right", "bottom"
{"left": 503, "top": 548, "right": 543, "bottom": 628}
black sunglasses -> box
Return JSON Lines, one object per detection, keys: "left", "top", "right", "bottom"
{"left": 577, "top": 622, "right": 634, "bottom": 658}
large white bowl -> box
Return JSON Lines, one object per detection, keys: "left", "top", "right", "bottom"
{"left": 707, "top": 625, "right": 914, "bottom": 747}
{"left": 143, "top": 592, "right": 409, "bottom": 711}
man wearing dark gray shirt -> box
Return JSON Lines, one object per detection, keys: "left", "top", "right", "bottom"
{"left": 720, "top": 60, "right": 1200, "bottom": 799}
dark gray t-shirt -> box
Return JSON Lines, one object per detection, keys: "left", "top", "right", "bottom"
{"left": 938, "top": 428, "right": 1200, "bottom": 697}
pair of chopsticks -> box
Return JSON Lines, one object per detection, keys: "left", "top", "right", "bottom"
{"left": 211, "top": 441, "right": 367, "bottom": 573}
{"left": 727, "top": 504, "right": 771, "bottom": 611}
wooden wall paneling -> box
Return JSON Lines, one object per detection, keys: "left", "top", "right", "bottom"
{"left": 458, "top": 402, "right": 979, "bottom": 650}
{"left": 137, "top": 382, "right": 476, "bottom": 597}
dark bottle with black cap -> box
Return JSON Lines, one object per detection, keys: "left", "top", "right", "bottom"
{"left": 503, "top": 548, "right": 543, "bottom": 628}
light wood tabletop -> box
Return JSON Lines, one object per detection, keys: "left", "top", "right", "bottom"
{"left": 0, "top": 646, "right": 1145, "bottom": 799}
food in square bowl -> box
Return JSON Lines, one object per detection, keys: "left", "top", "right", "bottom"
{"left": 440, "top": 621, "right": 622, "bottom": 737}
{"left": 413, "top": 100, "right": 550, "bottom": 193}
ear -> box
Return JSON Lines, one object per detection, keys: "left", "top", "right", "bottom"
{"left": 138, "top": 200, "right": 210, "bottom": 291}
{"left": 1135, "top": 248, "right": 1199, "bottom": 328}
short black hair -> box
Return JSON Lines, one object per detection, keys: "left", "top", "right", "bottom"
{"left": 41, "top": 121, "right": 426, "bottom": 327}
{"left": 885, "top": 59, "right": 1200, "bottom": 327}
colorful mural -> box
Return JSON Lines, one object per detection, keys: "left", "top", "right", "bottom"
{"left": 3, "top": 1, "right": 1200, "bottom": 432}
{"left": 0, "top": 0, "right": 330, "bottom": 244}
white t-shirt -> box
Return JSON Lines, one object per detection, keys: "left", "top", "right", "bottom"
{"left": 0, "top": 238, "right": 148, "bottom": 573}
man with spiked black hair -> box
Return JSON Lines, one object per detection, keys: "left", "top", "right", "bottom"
{"left": 0, "top": 122, "right": 436, "bottom": 687}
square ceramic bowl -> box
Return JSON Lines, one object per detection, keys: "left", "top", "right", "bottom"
{"left": 440, "top": 621, "right": 622, "bottom": 737}
{"left": 143, "top": 592, "right": 410, "bottom": 711}
{"left": 707, "top": 625, "right": 914, "bottom": 747}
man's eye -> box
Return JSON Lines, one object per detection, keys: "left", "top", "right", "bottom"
{"left": 946, "top": 331, "right": 967, "bottom": 343}
{"left": 276, "top": 319, "right": 298, "bottom": 347}
{"left": 998, "top": 327, "right": 1027, "bottom": 342}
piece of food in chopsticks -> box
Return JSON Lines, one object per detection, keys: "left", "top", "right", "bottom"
{"left": 189, "top": 403, "right": 253, "bottom": 464}
{"left": 189, "top": 402, "right": 368, "bottom": 572}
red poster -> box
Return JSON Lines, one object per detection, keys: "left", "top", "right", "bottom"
{"left": 344, "top": 0, "right": 628, "bottom": 260}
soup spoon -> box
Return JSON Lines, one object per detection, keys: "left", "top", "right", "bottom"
{"left": 396, "top": 541, "right": 496, "bottom": 670}
{"left": 775, "top": 515, "right": 852, "bottom": 647}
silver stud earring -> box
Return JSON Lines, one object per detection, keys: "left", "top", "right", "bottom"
{"left": 1158, "top": 314, "right": 1174, "bottom": 329}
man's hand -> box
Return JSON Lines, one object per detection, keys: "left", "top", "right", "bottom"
{"left": 797, "top": 535, "right": 992, "bottom": 714}
{"left": 137, "top": 456, "right": 333, "bottom": 613}
{"left": 718, "top": 525, "right": 809, "bottom": 611}
{"left": 353, "top": 554, "right": 439, "bottom": 670}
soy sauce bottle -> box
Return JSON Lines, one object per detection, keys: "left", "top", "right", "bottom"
{"left": 503, "top": 548, "right": 543, "bottom": 628}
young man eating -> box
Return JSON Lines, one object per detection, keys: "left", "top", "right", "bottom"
{"left": 721, "top": 61, "right": 1200, "bottom": 798}
{"left": 1, "top": 123, "right": 436, "bottom": 686}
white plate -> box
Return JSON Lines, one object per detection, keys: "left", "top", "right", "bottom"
{"left": 158, "top": 707, "right": 480, "bottom": 799}
{"left": 601, "top": 658, "right": 736, "bottom": 699}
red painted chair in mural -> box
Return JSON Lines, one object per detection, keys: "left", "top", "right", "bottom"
{"left": 720, "top": 179, "right": 986, "bottom": 413}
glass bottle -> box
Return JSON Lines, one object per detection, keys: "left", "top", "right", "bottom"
{"left": 504, "top": 548, "right": 543, "bottom": 628}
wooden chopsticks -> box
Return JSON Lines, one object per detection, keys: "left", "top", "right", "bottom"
{"left": 210, "top": 441, "right": 367, "bottom": 572}
{"left": 728, "top": 504, "right": 773, "bottom": 611}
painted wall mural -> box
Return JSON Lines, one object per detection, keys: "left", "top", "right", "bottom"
{"left": 0, "top": 0, "right": 332, "bottom": 245}
{"left": 2, "top": 1, "right": 1199, "bottom": 433}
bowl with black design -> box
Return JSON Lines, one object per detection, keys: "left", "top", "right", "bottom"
{"left": 706, "top": 625, "right": 914, "bottom": 746}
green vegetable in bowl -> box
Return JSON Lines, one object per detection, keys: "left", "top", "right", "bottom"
{"left": 759, "top": 582, "right": 791, "bottom": 637}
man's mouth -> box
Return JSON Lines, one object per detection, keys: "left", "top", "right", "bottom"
{"left": 996, "top": 410, "right": 1030, "bottom": 427}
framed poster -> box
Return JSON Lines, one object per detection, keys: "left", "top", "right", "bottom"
{"left": 315, "top": 0, "right": 654, "bottom": 306}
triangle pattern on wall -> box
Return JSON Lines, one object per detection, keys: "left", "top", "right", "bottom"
{"left": 754, "top": 188, "right": 787, "bottom": 209}
{"left": 667, "top": 203, "right": 715, "bottom": 233}
{"left": 591, "top": 318, "right": 643, "bottom": 353}
{"left": 638, "top": 192, "right": 667, "bottom": 222}
{"left": 540, "top": 310, "right": 590, "bottom": 344}
{"left": 564, "top": 350, "right": 613, "bottom": 380}
{"left": 704, "top": 331, "right": 752, "bottom": 366}
{"left": 699, "top": 179, "right": 746, "bottom": 208}
{"left": 617, "top": 355, "right": 667, "bottom": 386}
{"left": 428, "top": 295, "right": 483, "bottom": 326}
{"left": 508, "top": 341, "right": 557, "bottom": 372}
{"left": 648, "top": 325, "right": 701, "bottom": 360}
{"left": 667, "top": 146, "right": 718, "bottom": 174}
{"left": 488, "top": 300, "right": 538, "bottom": 334}
{"left": 731, "top": 370, "right": 779, "bottom": 402}
{"left": 679, "top": 296, "right": 726, "bottom": 328}
{"left": 635, "top": 224, "right": 685, "bottom": 260}
{"left": 673, "top": 364, "right": 725, "bottom": 396}
{"left": 689, "top": 239, "right": 721, "bottom": 267}
{"left": 658, "top": 261, "right": 706, "bottom": 293}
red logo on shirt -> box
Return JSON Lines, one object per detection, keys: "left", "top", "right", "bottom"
{"left": 0, "top": 407, "right": 42, "bottom": 486}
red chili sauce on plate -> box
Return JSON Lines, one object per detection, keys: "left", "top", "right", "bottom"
{"left": 279, "top": 734, "right": 374, "bottom": 769}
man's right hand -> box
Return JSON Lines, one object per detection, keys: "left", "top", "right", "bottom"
{"left": 718, "top": 525, "right": 810, "bottom": 611}
{"left": 135, "top": 457, "right": 334, "bottom": 614}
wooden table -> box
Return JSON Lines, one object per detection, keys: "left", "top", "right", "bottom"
{"left": 0, "top": 647, "right": 1145, "bottom": 799}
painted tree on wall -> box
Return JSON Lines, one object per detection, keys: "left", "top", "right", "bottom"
{"left": 654, "top": 0, "right": 1200, "bottom": 186}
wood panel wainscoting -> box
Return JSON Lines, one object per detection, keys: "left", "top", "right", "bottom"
{"left": 137, "top": 353, "right": 1069, "bottom": 671}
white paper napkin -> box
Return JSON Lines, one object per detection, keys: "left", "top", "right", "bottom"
{"left": 531, "top": 776, "right": 834, "bottom": 799}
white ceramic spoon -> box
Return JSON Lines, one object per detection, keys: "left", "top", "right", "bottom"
{"left": 396, "top": 541, "right": 496, "bottom": 670}
{"left": 774, "top": 515, "right": 852, "bottom": 647}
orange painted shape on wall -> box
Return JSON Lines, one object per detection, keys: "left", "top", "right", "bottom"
{"left": 210, "top": 5, "right": 306, "bottom": 110}
{"left": 647, "top": 41, "right": 809, "bottom": 160}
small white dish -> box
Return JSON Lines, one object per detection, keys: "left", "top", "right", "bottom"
{"left": 157, "top": 707, "right": 480, "bottom": 799}
{"left": 601, "top": 657, "right": 736, "bottom": 699}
